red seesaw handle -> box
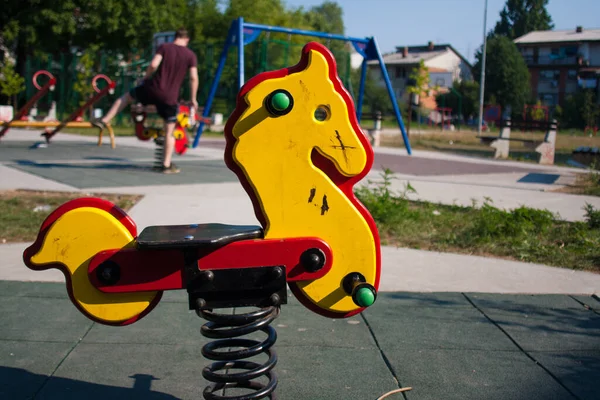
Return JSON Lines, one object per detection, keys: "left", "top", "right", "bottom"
{"left": 32, "top": 70, "right": 56, "bottom": 91}
{"left": 92, "top": 74, "right": 114, "bottom": 93}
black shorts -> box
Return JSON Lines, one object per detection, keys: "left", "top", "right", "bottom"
{"left": 129, "top": 85, "right": 178, "bottom": 122}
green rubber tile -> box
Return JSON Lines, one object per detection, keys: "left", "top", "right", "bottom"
{"left": 530, "top": 350, "right": 600, "bottom": 400}
{"left": 373, "top": 292, "right": 472, "bottom": 308}
{"left": 391, "top": 349, "right": 574, "bottom": 400}
{"left": 0, "top": 296, "right": 93, "bottom": 343}
{"left": 9, "top": 159, "right": 238, "bottom": 188}
{"left": 362, "top": 294, "right": 515, "bottom": 351}
{"left": 0, "top": 281, "right": 69, "bottom": 300}
{"left": 0, "top": 340, "right": 75, "bottom": 400}
{"left": 37, "top": 343, "right": 203, "bottom": 399}
{"left": 569, "top": 295, "right": 600, "bottom": 313}
{"left": 274, "top": 346, "right": 398, "bottom": 400}
{"left": 83, "top": 301, "right": 207, "bottom": 346}
{"left": 466, "top": 293, "right": 586, "bottom": 311}
{"left": 464, "top": 295, "right": 600, "bottom": 352}
{"left": 270, "top": 304, "right": 377, "bottom": 349}
{"left": 0, "top": 141, "right": 152, "bottom": 162}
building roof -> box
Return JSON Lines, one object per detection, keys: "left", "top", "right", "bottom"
{"left": 514, "top": 27, "right": 600, "bottom": 44}
{"left": 369, "top": 50, "right": 446, "bottom": 66}
{"left": 367, "top": 43, "right": 472, "bottom": 68}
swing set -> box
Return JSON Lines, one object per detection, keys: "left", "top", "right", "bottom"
{"left": 192, "top": 17, "right": 413, "bottom": 155}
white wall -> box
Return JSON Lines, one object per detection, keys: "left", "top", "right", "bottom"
{"left": 588, "top": 43, "right": 600, "bottom": 65}
{"left": 425, "top": 51, "right": 471, "bottom": 82}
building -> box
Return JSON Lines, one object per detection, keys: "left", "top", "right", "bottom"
{"left": 366, "top": 41, "right": 473, "bottom": 106}
{"left": 514, "top": 26, "right": 600, "bottom": 107}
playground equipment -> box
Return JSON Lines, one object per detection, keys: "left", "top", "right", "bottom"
{"left": 0, "top": 74, "right": 117, "bottom": 146}
{"left": 129, "top": 103, "right": 214, "bottom": 169}
{"left": 193, "top": 17, "right": 412, "bottom": 155}
{"left": 428, "top": 107, "right": 453, "bottom": 130}
{"left": 23, "top": 42, "right": 380, "bottom": 399}
{"left": 0, "top": 70, "right": 56, "bottom": 139}
{"left": 477, "top": 118, "right": 558, "bottom": 165}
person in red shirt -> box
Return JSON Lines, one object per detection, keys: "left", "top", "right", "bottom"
{"left": 93, "top": 27, "right": 198, "bottom": 174}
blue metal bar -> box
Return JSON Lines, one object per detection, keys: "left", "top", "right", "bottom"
{"left": 192, "top": 23, "right": 235, "bottom": 148}
{"left": 356, "top": 58, "right": 367, "bottom": 122}
{"left": 372, "top": 37, "right": 412, "bottom": 155}
{"left": 243, "top": 22, "right": 369, "bottom": 44}
{"left": 238, "top": 17, "right": 245, "bottom": 89}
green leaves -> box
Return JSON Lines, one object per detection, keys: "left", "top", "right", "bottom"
{"left": 0, "top": 59, "right": 26, "bottom": 109}
{"left": 473, "top": 36, "right": 530, "bottom": 114}
{"left": 493, "top": 0, "right": 554, "bottom": 40}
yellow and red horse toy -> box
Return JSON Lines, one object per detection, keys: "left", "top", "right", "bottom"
{"left": 23, "top": 42, "right": 381, "bottom": 398}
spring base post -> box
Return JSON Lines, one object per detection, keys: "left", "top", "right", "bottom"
{"left": 153, "top": 136, "right": 165, "bottom": 170}
{"left": 188, "top": 264, "right": 287, "bottom": 400}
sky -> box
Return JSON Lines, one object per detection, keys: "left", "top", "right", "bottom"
{"left": 278, "top": 0, "right": 600, "bottom": 63}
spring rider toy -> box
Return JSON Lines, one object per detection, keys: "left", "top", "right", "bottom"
{"left": 23, "top": 42, "right": 381, "bottom": 399}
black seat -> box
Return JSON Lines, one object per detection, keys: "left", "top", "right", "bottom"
{"left": 137, "top": 223, "right": 264, "bottom": 250}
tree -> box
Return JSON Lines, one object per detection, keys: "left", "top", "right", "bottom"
{"left": 406, "top": 59, "right": 430, "bottom": 135}
{"left": 0, "top": 59, "right": 25, "bottom": 110}
{"left": 493, "top": 0, "right": 554, "bottom": 39}
{"left": 473, "top": 36, "right": 530, "bottom": 115}
{"left": 435, "top": 79, "right": 480, "bottom": 120}
{"left": 582, "top": 89, "right": 599, "bottom": 134}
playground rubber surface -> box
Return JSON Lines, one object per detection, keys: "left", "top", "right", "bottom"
{"left": 1, "top": 281, "right": 598, "bottom": 400}
{"left": 199, "top": 140, "right": 541, "bottom": 177}
{"left": 3, "top": 141, "right": 238, "bottom": 188}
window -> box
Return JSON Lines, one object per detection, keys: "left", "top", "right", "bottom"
{"left": 395, "top": 67, "right": 405, "bottom": 78}
{"left": 435, "top": 78, "right": 445, "bottom": 86}
{"left": 567, "top": 70, "right": 577, "bottom": 80}
{"left": 540, "top": 70, "right": 559, "bottom": 80}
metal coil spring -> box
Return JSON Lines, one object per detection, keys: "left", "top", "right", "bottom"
{"left": 153, "top": 136, "right": 165, "bottom": 170}
{"left": 196, "top": 305, "right": 280, "bottom": 400}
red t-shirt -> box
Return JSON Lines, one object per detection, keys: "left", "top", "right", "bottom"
{"left": 144, "top": 43, "right": 197, "bottom": 105}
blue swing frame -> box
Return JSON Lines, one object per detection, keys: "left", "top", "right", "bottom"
{"left": 192, "top": 17, "right": 412, "bottom": 155}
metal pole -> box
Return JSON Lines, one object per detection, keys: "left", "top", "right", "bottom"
{"left": 193, "top": 24, "right": 235, "bottom": 147}
{"left": 356, "top": 58, "right": 368, "bottom": 122}
{"left": 238, "top": 17, "right": 245, "bottom": 89}
{"left": 477, "top": 0, "right": 488, "bottom": 135}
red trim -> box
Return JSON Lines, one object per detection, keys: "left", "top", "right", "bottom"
{"left": 22, "top": 198, "right": 161, "bottom": 326}
{"left": 89, "top": 237, "right": 332, "bottom": 294}
{"left": 223, "top": 42, "right": 381, "bottom": 319}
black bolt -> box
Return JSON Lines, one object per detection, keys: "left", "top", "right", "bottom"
{"left": 196, "top": 298, "right": 207, "bottom": 309}
{"left": 300, "top": 248, "right": 326, "bottom": 272}
{"left": 270, "top": 293, "right": 281, "bottom": 306}
{"left": 271, "top": 266, "right": 283, "bottom": 280}
{"left": 201, "top": 270, "right": 214, "bottom": 282}
{"left": 96, "top": 261, "right": 120, "bottom": 285}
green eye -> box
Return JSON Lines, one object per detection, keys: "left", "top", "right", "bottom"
{"left": 265, "top": 89, "right": 294, "bottom": 116}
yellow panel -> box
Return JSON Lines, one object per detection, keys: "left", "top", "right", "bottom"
{"left": 29, "top": 207, "right": 158, "bottom": 324}
{"left": 229, "top": 47, "right": 377, "bottom": 314}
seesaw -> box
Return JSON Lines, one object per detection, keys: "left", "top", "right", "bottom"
{"left": 23, "top": 41, "right": 381, "bottom": 399}
{"left": 1, "top": 73, "right": 117, "bottom": 147}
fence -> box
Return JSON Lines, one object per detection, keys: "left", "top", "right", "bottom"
{"left": 18, "top": 38, "right": 353, "bottom": 126}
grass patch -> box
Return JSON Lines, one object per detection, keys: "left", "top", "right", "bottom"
{"left": 355, "top": 169, "right": 600, "bottom": 272}
{"left": 553, "top": 169, "right": 600, "bottom": 197}
{"left": 0, "top": 190, "right": 143, "bottom": 243}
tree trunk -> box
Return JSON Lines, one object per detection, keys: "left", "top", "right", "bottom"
{"left": 406, "top": 101, "right": 412, "bottom": 138}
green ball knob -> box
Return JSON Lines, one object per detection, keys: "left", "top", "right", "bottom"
{"left": 355, "top": 287, "right": 375, "bottom": 307}
{"left": 270, "top": 92, "right": 291, "bottom": 111}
